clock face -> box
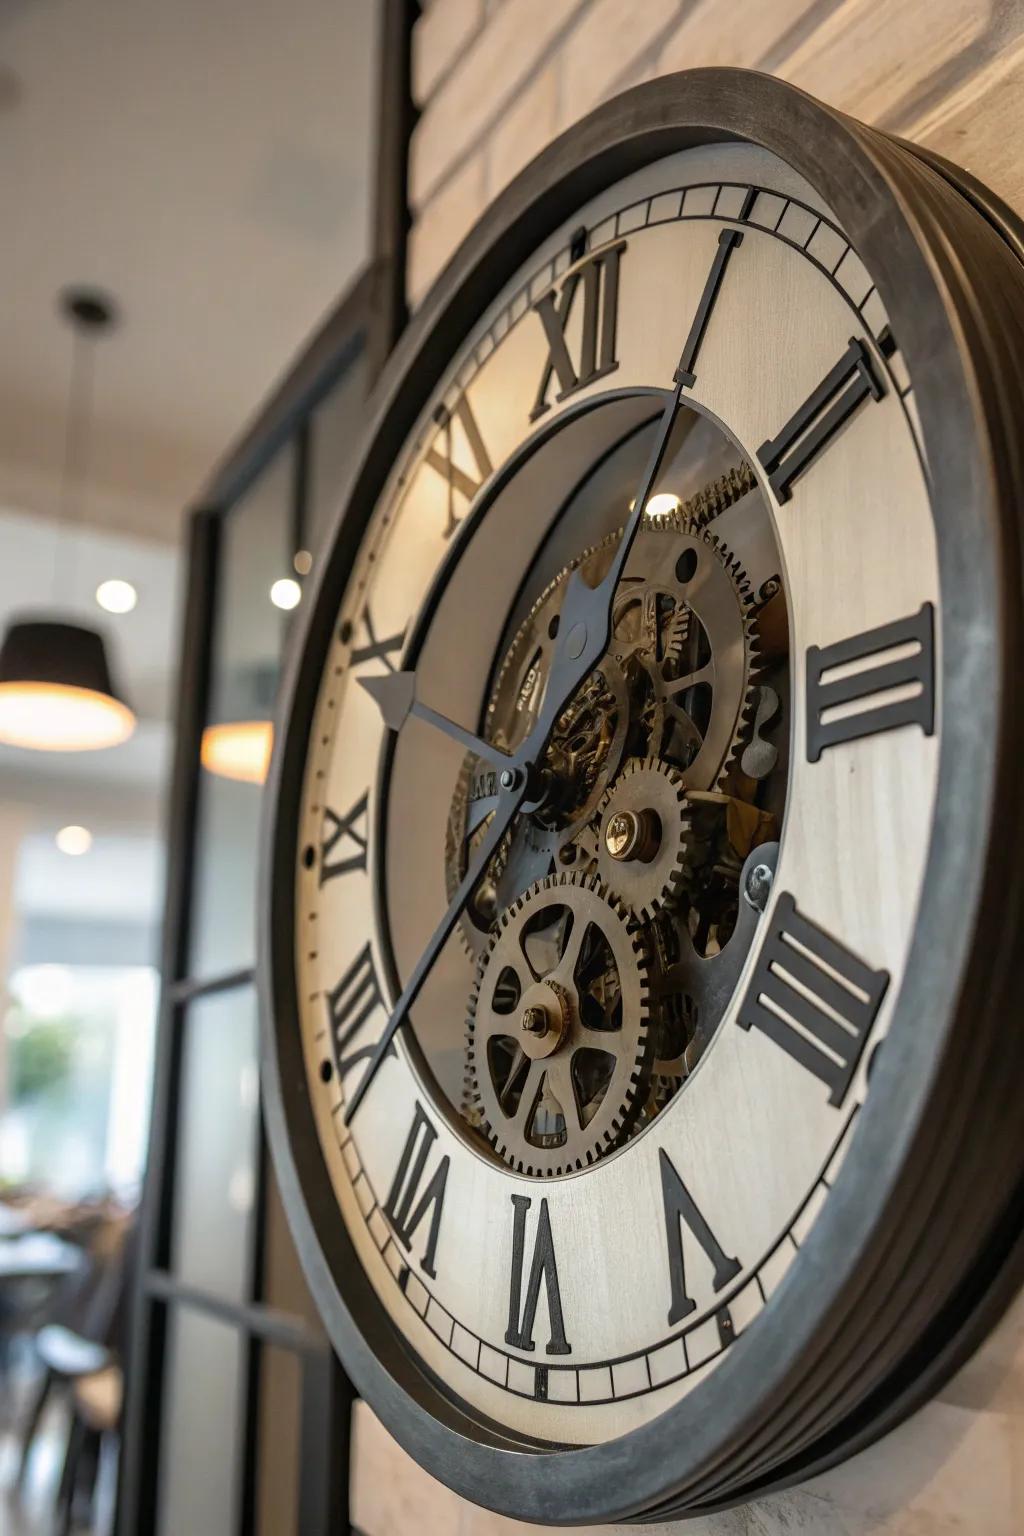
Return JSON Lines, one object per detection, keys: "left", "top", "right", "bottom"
{"left": 263, "top": 72, "right": 1024, "bottom": 1521}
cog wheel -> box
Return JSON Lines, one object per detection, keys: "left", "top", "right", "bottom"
{"left": 594, "top": 757, "right": 694, "bottom": 922}
{"left": 466, "top": 873, "right": 652, "bottom": 1176}
{"left": 673, "top": 460, "right": 758, "bottom": 534}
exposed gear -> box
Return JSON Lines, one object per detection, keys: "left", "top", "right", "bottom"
{"left": 595, "top": 757, "right": 693, "bottom": 922}
{"left": 466, "top": 873, "right": 652, "bottom": 1176}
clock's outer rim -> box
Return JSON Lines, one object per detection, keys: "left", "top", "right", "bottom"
{"left": 258, "top": 67, "right": 1024, "bottom": 1523}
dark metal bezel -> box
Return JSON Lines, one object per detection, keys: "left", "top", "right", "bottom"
{"left": 258, "top": 68, "right": 1024, "bottom": 1523}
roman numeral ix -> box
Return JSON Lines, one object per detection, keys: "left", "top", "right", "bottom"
{"left": 426, "top": 395, "right": 494, "bottom": 540}
{"left": 531, "top": 240, "right": 626, "bottom": 421}
{"left": 660, "top": 1151, "right": 741, "bottom": 1328}
{"left": 319, "top": 792, "right": 368, "bottom": 883}
{"left": 806, "top": 603, "right": 934, "bottom": 762}
{"left": 758, "top": 335, "right": 892, "bottom": 503}
{"left": 384, "top": 1101, "right": 449, "bottom": 1279}
{"left": 736, "top": 893, "right": 889, "bottom": 1106}
{"left": 504, "top": 1195, "right": 571, "bottom": 1355}
{"left": 326, "top": 943, "right": 386, "bottom": 1084}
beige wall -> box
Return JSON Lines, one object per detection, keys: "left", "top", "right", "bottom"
{"left": 350, "top": 3, "right": 1024, "bottom": 1531}
{"left": 407, "top": 0, "right": 1024, "bottom": 306}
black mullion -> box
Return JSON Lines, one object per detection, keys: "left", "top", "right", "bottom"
{"left": 117, "top": 507, "right": 221, "bottom": 1536}
{"left": 236, "top": 1106, "right": 270, "bottom": 1536}
{"left": 145, "top": 1271, "right": 326, "bottom": 1355}
{"left": 366, "top": 0, "right": 418, "bottom": 381}
{"left": 167, "top": 965, "right": 255, "bottom": 1005}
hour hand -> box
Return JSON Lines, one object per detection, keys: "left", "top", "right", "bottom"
{"left": 359, "top": 670, "right": 511, "bottom": 770}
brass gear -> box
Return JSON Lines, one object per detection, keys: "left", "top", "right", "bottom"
{"left": 465, "top": 873, "right": 652, "bottom": 1176}
{"left": 594, "top": 757, "right": 694, "bottom": 922}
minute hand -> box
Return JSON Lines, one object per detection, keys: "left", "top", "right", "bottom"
{"left": 529, "top": 380, "right": 685, "bottom": 748}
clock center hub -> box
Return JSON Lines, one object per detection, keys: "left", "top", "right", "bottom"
{"left": 604, "top": 807, "right": 661, "bottom": 863}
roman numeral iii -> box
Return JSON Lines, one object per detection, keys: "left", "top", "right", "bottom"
{"left": 531, "top": 240, "right": 626, "bottom": 421}
{"left": 384, "top": 1102, "right": 449, "bottom": 1279}
{"left": 660, "top": 1151, "right": 740, "bottom": 1327}
{"left": 758, "top": 335, "right": 890, "bottom": 503}
{"left": 505, "top": 1195, "right": 571, "bottom": 1355}
{"left": 806, "top": 603, "right": 934, "bottom": 761}
{"left": 326, "top": 943, "right": 386, "bottom": 1083}
{"left": 736, "top": 893, "right": 889, "bottom": 1106}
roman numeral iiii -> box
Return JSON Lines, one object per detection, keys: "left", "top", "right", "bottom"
{"left": 736, "top": 893, "right": 889, "bottom": 1106}
{"left": 531, "top": 240, "right": 626, "bottom": 421}
{"left": 326, "top": 944, "right": 386, "bottom": 1083}
{"left": 505, "top": 1195, "right": 571, "bottom": 1355}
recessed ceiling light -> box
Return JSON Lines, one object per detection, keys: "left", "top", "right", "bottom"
{"left": 270, "top": 577, "right": 302, "bottom": 611}
{"left": 96, "top": 579, "right": 137, "bottom": 614}
{"left": 56, "top": 824, "right": 92, "bottom": 856}
{"left": 293, "top": 549, "right": 313, "bottom": 576}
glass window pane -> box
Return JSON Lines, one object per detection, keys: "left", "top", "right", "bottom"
{"left": 190, "top": 445, "right": 294, "bottom": 978}
{"left": 171, "top": 988, "right": 259, "bottom": 1301}
{"left": 158, "top": 1306, "right": 246, "bottom": 1536}
{"left": 305, "top": 344, "right": 368, "bottom": 561}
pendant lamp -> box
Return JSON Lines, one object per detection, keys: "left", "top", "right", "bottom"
{"left": 0, "top": 290, "right": 136, "bottom": 752}
{"left": 200, "top": 662, "right": 277, "bottom": 785}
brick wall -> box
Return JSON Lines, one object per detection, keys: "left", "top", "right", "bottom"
{"left": 407, "top": 0, "right": 1024, "bottom": 307}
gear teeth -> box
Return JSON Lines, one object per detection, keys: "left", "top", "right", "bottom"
{"left": 670, "top": 461, "right": 757, "bottom": 534}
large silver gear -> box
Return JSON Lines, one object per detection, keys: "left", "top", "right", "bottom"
{"left": 466, "top": 873, "right": 652, "bottom": 1176}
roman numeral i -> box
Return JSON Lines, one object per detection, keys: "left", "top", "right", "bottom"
{"left": 736, "top": 893, "right": 889, "bottom": 1106}
{"left": 505, "top": 1195, "right": 570, "bottom": 1356}
{"left": 530, "top": 240, "right": 626, "bottom": 421}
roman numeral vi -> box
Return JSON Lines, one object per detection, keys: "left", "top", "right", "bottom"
{"left": 504, "top": 1195, "right": 570, "bottom": 1355}
{"left": 736, "top": 893, "right": 889, "bottom": 1106}
{"left": 384, "top": 1102, "right": 449, "bottom": 1279}
{"left": 531, "top": 240, "right": 626, "bottom": 421}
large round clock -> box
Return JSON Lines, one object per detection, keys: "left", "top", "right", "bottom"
{"left": 260, "top": 69, "right": 1024, "bottom": 1522}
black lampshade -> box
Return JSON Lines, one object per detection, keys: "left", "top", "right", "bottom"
{"left": 0, "top": 618, "right": 136, "bottom": 751}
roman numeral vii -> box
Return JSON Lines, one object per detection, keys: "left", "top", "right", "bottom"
{"left": 530, "top": 240, "right": 626, "bottom": 421}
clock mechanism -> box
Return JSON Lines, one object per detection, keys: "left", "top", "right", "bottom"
{"left": 452, "top": 462, "right": 788, "bottom": 1173}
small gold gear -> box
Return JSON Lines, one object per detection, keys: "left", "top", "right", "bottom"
{"left": 594, "top": 757, "right": 694, "bottom": 923}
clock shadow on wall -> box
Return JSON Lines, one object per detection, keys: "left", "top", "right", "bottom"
{"left": 259, "top": 68, "right": 1024, "bottom": 1527}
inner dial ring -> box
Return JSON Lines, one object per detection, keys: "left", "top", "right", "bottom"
{"left": 379, "top": 394, "right": 789, "bottom": 1172}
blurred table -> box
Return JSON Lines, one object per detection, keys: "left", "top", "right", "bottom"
{"left": 0, "top": 1232, "right": 82, "bottom": 1284}
{"left": 0, "top": 1203, "right": 29, "bottom": 1239}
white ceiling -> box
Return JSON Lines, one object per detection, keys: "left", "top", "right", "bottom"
{"left": 0, "top": 0, "right": 380, "bottom": 936}
{"left": 0, "top": 0, "right": 380, "bottom": 544}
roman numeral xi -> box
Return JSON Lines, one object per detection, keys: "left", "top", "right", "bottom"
{"left": 531, "top": 240, "right": 626, "bottom": 421}
{"left": 736, "top": 893, "right": 889, "bottom": 1106}
{"left": 426, "top": 396, "right": 493, "bottom": 541}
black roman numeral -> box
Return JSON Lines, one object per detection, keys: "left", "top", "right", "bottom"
{"left": 320, "top": 793, "right": 368, "bottom": 883}
{"left": 326, "top": 943, "right": 386, "bottom": 1083}
{"left": 660, "top": 1151, "right": 740, "bottom": 1327}
{"left": 757, "top": 336, "right": 889, "bottom": 503}
{"left": 806, "top": 603, "right": 934, "bottom": 762}
{"left": 384, "top": 1101, "right": 449, "bottom": 1280}
{"left": 736, "top": 893, "right": 889, "bottom": 1106}
{"left": 530, "top": 240, "right": 626, "bottom": 421}
{"left": 676, "top": 197, "right": 754, "bottom": 388}
{"left": 504, "top": 1195, "right": 570, "bottom": 1355}
{"left": 425, "top": 396, "right": 494, "bottom": 540}
{"left": 350, "top": 604, "right": 405, "bottom": 672}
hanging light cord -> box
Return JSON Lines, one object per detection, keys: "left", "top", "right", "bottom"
{"left": 52, "top": 322, "right": 97, "bottom": 606}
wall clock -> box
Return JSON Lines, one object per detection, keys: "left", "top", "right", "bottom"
{"left": 260, "top": 69, "right": 1024, "bottom": 1522}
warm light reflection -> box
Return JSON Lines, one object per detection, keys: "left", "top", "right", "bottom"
{"left": 200, "top": 720, "right": 273, "bottom": 785}
{"left": 56, "top": 824, "right": 93, "bottom": 856}
{"left": 96, "top": 579, "right": 138, "bottom": 614}
{"left": 644, "top": 492, "right": 682, "bottom": 519}
{"left": 0, "top": 682, "right": 136, "bottom": 751}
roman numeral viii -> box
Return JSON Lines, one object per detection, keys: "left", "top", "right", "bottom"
{"left": 319, "top": 793, "right": 368, "bottom": 883}
{"left": 758, "top": 335, "right": 891, "bottom": 503}
{"left": 384, "top": 1102, "right": 449, "bottom": 1279}
{"left": 426, "top": 396, "right": 493, "bottom": 540}
{"left": 660, "top": 1151, "right": 740, "bottom": 1327}
{"left": 736, "top": 893, "right": 889, "bottom": 1106}
{"left": 326, "top": 943, "right": 386, "bottom": 1084}
{"left": 505, "top": 1195, "right": 570, "bottom": 1355}
{"left": 531, "top": 240, "right": 626, "bottom": 421}
{"left": 806, "top": 603, "right": 934, "bottom": 761}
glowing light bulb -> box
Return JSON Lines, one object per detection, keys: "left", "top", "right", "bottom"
{"left": 56, "top": 824, "right": 92, "bottom": 855}
{"left": 270, "top": 578, "right": 301, "bottom": 611}
{"left": 96, "top": 579, "right": 138, "bottom": 614}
